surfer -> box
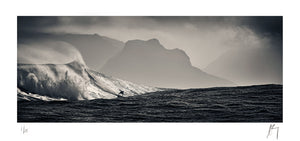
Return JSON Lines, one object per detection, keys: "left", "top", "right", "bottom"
{"left": 119, "top": 90, "right": 124, "bottom": 97}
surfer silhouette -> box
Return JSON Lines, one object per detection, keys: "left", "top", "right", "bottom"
{"left": 119, "top": 90, "right": 124, "bottom": 96}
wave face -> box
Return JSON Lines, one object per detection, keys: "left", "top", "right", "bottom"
{"left": 18, "top": 88, "right": 67, "bottom": 101}
{"left": 17, "top": 61, "right": 161, "bottom": 101}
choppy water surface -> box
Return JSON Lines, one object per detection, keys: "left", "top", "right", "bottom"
{"left": 18, "top": 84, "right": 282, "bottom": 122}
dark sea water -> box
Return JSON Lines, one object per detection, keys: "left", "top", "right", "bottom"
{"left": 18, "top": 84, "right": 282, "bottom": 122}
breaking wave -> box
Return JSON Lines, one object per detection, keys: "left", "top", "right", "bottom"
{"left": 17, "top": 40, "right": 161, "bottom": 101}
{"left": 18, "top": 61, "right": 161, "bottom": 101}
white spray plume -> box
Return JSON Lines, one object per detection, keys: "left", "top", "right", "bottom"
{"left": 18, "top": 39, "right": 85, "bottom": 65}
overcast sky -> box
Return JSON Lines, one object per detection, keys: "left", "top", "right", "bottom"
{"left": 18, "top": 16, "right": 282, "bottom": 69}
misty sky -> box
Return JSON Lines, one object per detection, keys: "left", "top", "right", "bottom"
{"left": 18, "top": 16, "right": 282, "bottom": 69}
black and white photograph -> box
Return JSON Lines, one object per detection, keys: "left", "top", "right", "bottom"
{"left": 3, "top": 0, "right": 300, "bottom": 140}
{"left": 17, "top": 16, "right": 282, "bottom": 122}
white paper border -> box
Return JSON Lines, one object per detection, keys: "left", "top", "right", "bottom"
{"left": 1, "top": 0, "right": 299, "bottom": 141}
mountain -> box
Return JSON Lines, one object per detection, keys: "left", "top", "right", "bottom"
{"left": 18, "top": 60, "right": 162, "bottom": 101}
{"left": 18, "top": 32, "right": 124, "bottom": 70}
{"left": 100, "top": 39, "right": 234, "bottom": 89}
{"left": 204, "top": 47, "right": 282, "bottom": 85}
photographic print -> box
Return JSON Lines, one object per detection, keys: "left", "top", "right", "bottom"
{"left": 17, "top": 16, "right": 282, "bottom": 122}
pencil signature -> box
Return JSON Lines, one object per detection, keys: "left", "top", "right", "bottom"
{"left": 267, "top": 124, "right": 279, "bottom": 139}
{"left": 21, "top": 125, "right": 28, "bottom": 134}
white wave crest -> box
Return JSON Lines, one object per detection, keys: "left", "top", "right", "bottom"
{"left": 17, "top": 61, "right": 161, "bottom": 101}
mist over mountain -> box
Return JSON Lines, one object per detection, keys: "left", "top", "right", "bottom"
{"left": 100, "top": 39, "right": 234, "bottom": 88}
{"left": 18, "top": 16, "right": 282, "bottom": 86}
{"left": 18, "top": 32, "right": 124, "bottom": 70}
{"left": 204, "top": 45, "right": 282, "bottom": 85}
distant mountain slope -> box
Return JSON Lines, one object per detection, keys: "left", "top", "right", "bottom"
{"left": 18, "top": 32, "right": 124, "bottom": 70}
{"left": 100, "top": 39, "right": 234, "bottom": 89}
{"left": 18, "top": 60, "right": 161, "bottom": 101}
{"left": 204, "top": 47, "right": 282, "bottom": 85}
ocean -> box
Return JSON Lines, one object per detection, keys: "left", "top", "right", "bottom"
{"left": 18, "top": 84, "right": 282, "bottom": 122}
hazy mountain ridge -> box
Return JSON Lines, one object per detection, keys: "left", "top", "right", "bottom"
{"left": 204, "top": 46, "right": 282, "bottom": 85}
{"left": 101, "top": 39, "right": 235, "bottom": 88}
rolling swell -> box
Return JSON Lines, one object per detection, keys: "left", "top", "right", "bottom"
{"left": 18, "top": 84, "right": 282, "bottom": 122}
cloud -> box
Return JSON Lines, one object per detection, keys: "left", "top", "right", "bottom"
{"left": 18, "top": 16, "right": 282, "bottom": 68}
{"left": 18, "top": 16, "right": 282, "bottom": 37}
